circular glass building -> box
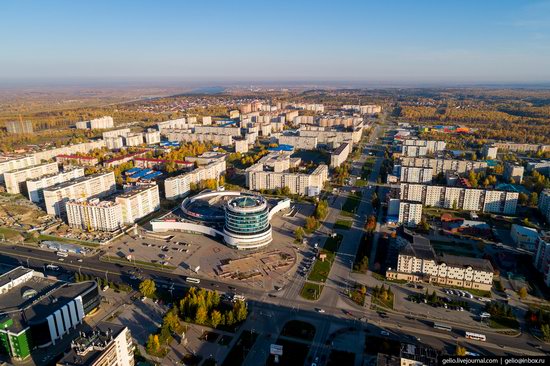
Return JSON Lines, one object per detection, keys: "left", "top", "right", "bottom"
{"left": 223, "top": 195, "right": 272, "bottom": 250}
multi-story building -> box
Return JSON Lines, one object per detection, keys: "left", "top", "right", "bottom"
{"left": 245, "top": 152, "right": 328, "bottom": 196}
{"left": 399, "top": 157, "right": 488, "bottom": 176}
{"left": 504, "top": 162, "right": 524, "bottom": 184}
{"left": 6, "top": 120, "right": 33, "bottom": 135}
{"left": 400, "top": 183, "right": 519, "bottom": 214}
{"left": 123, "top": 133, "right": 144, "bottom": 147}
{"left": 144, "top": 129, "right": 161, "bottom": 145}
{"left": 56, "top": 323, "right": 134, "bottom": 366}
{"left": 278, "top": 134, "right": 318, "bottom": 150}
{"left": 163, "top": 128, "right": 234, "bottom": 145}
{"left": 386, "top": 233, "right": 493, "bottom": 291}
{"left": 102, "top": 128, "right": 130, "bottom": 139}
{"left": 299, "top": 126, "right": 363, "bottom": 145}
{"left": 43, "top": 172, "right": 116, "bottom": 217}
{"left": 398, "top": 201, "right": 423, "bottom": 227}
{"left": 534, "top": 232, "right": 550, "bottom": 287}
{"left": 157, "top": 118, "right": 194, "bottom": 133}
{"left": 539, "top": 189, "right": 550, "bottom": 224}
{"left": 526, "top": 160, "right": 550, "bottom": 176}
{"left": 56, "top": 154, "right": 99, "bottom": 167}
{"left": 401, "top": 145, "right": 428, "bottom": 157}
{"left": 330, "top": 142, "right": 350, "bottom": 168}
{"left": 4, "top": 162, "right": 59, "bottom": 194}
{"left": 164, "top": 159, "right": 226, "bottom": 200}
{"left": 482, "top": 144, "right": 498, "bottom": 159}
{"left": 399, "top": 166, "right": 433, "bottom": 183}
{"left": 194, "top": 125, "right": 241, "bottom": 137}
{"left": 33, "top": 140, "right": 106, "bottom": 162}
{"left": 0, "top": 155, "right": 36, "bottom": 183}
{"left": 318, "top": 116, "right": 362, "bottom": 128}
{"left": 234, "top": 138, "right": 249, "bottom": 153}
{"left": 76, "top": 116, "right": 114, "bottom": 130}
{"left": 0, "top": 266, "right": 100, "bottom": 362}
{"left": 403, "top": 139, "right": 446, "bottom": 153}
{"left": 26, "top": 168, "right": 85, "bottom": 203}
{"left": 115, "top": 184, "right": 160, "bottom": 224}
{"left": 493, "top": 142, "right": 550, "bottom": 153}
{"left": 510, "top": 224, "right": 539, "bottom": 252}
{"left": 66, "top": 198, "right": 122, "bottom": 232}
{"left": 342, "top": 104, "right": 382, "bottom": 114}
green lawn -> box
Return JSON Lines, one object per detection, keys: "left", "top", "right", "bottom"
{"left": 355, "top": 179, "right": 367, "bottom": 187}
{"left": 300, "top": 282, "right": 324, "bottom": 300}
{"left": 488, "top": 317, "right": 519, "bottom": 330}
{"left": 0, "top": 226, "right": 24, "bottom": 240}
{"left": 372, "top": 296, "right": 394, "bottom": 310}
{"left": 334, "top": 220, "right": 352, "bottom": 230}
{"left": 38, "top": 234, "right": 99, "bottom": 248}
{"left": 323, "top": 234, "right": 342, "bottom": 253}
{"left": 341, "top": 192, "right": 362, "bottom": 216}
{"left": 308, "top": 253, "right": 334, "bottom": 282}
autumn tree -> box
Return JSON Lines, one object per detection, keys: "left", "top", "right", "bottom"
{"left": 139, "top": 279, "right": 156, "bottom": 298}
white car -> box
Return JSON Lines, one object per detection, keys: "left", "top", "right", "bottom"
{"left": 316, "top": 308, "right": 325, "bottom": 313}
{"left": 380, "top": 330, "right": 390, "bottom": 336}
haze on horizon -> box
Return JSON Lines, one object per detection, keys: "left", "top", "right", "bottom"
{"left": 1, "top": 0, "right": 550, "bottom": 85}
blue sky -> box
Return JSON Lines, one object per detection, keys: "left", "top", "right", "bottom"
{"left": 1, "top": 0, "right": 549, "bottom": 84}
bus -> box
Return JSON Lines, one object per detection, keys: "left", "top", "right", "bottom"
{"left": 56, "top": 251, "right": 68, "bottom": 257}
{"left": 185, "top": 277, "right": 201, "bottom": 284}
{"left": 433, "top": 322, "right": 452, "bottom": 332}
{"left": 465, "top": 332, "right": 486, "bottom": 342}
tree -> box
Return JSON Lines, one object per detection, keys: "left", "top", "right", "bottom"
{"left": 294, "top": 227, "right": 304, "bottom": 242}
{"left": 518, "top": 287, "right": 528, "bottom": 299}
{"left": 529, "top": 192, "right": 539, "bottom": 207}
{"left": 518, "top": 193, "right": 528, "bottom": 205}
{"left": 139, "top": 279, "right": 156, "bottom": 298}
{"left": 304, "top": 216, "right": 319, "bottom": 232}
{"left": 541, "top": 324, "right": 550, "bottom": 342}
{"left": 162, "top": 309, "right": 180, "bottom": 332}
{"left": 225, "top": 311, "right": 235, "bottom": 326}
{"left": 195, "top": 305, "right": 208, "bottom": 325}
{"left": 233, "top": 300, "right": 248, "bottom": 322}
{"left": 365, "top": 215, "right": 376, "bottom": 233}
{"left": 455, "top": 345, "right": 467, "bottom": 356}
{"left": 146, "top": 334, "right": 160, "bottom": 354}
{"left": 211, "top": 310, "right": 222, "bottom": 328}
{"left": 165, "top": 161, "right": 178, "bottom": 174}
{"left": 281, "top": 186, "right": 291, "bottom": 196}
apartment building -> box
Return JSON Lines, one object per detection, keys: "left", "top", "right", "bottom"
{"left": 6, "top": 120, "right": 33, "bottom": 135}
{"left": 318, "top": 116, "right": 362, "bottom": 128}
{"left": 482, "top": 144, "right": 498, "bottom": 159}
{"left": 33, "top": 140, "right": 106, "bottom": 162}
{"left": 330, "top": 142, "right": 351, "bottom": 168}
{"left": 400, "top": 183, "right": 519, "bottom": 214}
{"left": 0, "top": 155, "right": 36, "bottom": 183}
{"left": 234, "top": 139, "right": 249, "bottom": 153}
{"left": 26, "top": 168, "right": 85, "bottom": 203}
{"left": 293, "top": 115, "right": 314, "bottom": 125}
{"left": 534, "top": 232, "right": 550, "bottom": 287}
{"left": 245, "top": 153, "right": 328, "bottom": 196}
{"left": 194, "top": 125, "right": 242, "bottom": 137}
{"left": 115, "top": 184, "right": 160, "bottom": 224}
{"left": 387, "top": 234, "right": 493, "bottom": 291}
{"left": 4, "top": 162, "right": 59, "bottom": 194}
{"left": 539, "top": 189, "right": 550, "bottom": 224}
{"left": 401, "top": 145, "right": 428, "bottom": 157}
{"left": 104, "top": 136, "right": 124, "bottom": 150}
{"left": 102, "top": 128, "right": 130, "bottom": 139}
{"left": 43, "top": 172, "right": 116, "bottom": 217}
{"left": 504, "top": 162, "right": 524, "bottom": 184}
{"left": 278, "top": 134, "right": 318, "bottom": 150}
{"left": 56, "top": 154, "right": 99, "bottom": 167}
{"left": 123, "top": 133, "right": 144, "bottom": 147}
{"left": 342, "top": 104, "right": 382, "bottom": 114}
{"left": 494, "top": 142, "right": 550, "bottom": 153}
{"left": 399, "top": 157, "right": 488, "bottom": 176}
{"left": 66, "top": 198, "right": 122, "bottom": 232}
{"left": 299, "top": 126, "right": 363, "bottom": 144}
{"left": 403, "top": 139, "right": 446, "bottom": 153}
{"left": 157, "top": 118, "right": 194, "bottom": 133}
{"left": 57, "top": 323, "right": 134, "bottom": 366}
{"left": 164, "top": 159, "right": 226, "bottom": 200}
{"left": 76, "top": 116, "right": 114, "bottom": 130}
{"left": 398, "top": 201, "right": 423, "bottom": 227}
{"left": 510, "top": 224, "right": 539, "bottom": 252}
{"left": 144, "top": 129, "right": 161, "bottom": 144}
{"left": 163, "top": 128, "right": 234, "bottom": 145}
{"left": 399, "top": 166, "right": 433, "bottom": 183}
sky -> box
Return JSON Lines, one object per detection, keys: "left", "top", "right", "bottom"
{"left": 1, "top": 0, "right": 550, "bottom": 85}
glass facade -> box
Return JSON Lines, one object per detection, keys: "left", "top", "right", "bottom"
{"left": 224, "top": 196, "right": 270, "bottom": 235}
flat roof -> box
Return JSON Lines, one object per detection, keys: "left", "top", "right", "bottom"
{"left": 116, "top": 184, "right": 157, "bottom": 198}
{"left": 45, "top": 172, "right": 113, "bottom": 191}
{"left": 0, "top": 266, "right": 33, "bottom": 289}
{"left": 332, "top": 142, "right": 349, "bottom": 155}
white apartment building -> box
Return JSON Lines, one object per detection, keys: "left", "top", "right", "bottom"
{"left": 278, "top": 135, "right": 318, "bottom": 150}
{"left": 163, "top": 128, "right": 234, "bottom": 146}
{"left": 330, "top": 142, "right": 351, "bottom": 168}
{"left": 400, "top": 183, "right": 519, "bottom": 214}
{"left": 401, "top": 145, "right": 428, "bottom": 157}
{"left": 76, "top": 116, "right": 114, "bottom": 130}
{"left": 234, "top": 139, "right": 249, "bottom": 153}
{"left": 399, "top": 166, "right": 433, "bottom": 183}
{"left": 102, "top": 128, "right": 131, "bottom": 139}
{"left": 26, "top": 168, "right": 85, "bottom": 203}
{"left": 164, "top": 159, "right": 226, "bottom": 200}
{"left": 4, "top": 162, "right": 59, "bottom": 194}
{"left": 66, "top": 198, "right": 122, "bottom": 232}
{"left": 510, "top": 224, "right": 539, "bottom": 252}
{"left": 246, "top": 153, "right": 328, "bottom": 196}
{"left": 534, "top": 232, "right": 550, "bottom": 287}
{"left": 157, "top": 118, "right": 194, "bottom": 133}
{"left": 57, "top": 323, "right": 134, "bottom": 366}
{"left": 504, "top": 162, "right": 524, "bottom": 184}
{"left": 0, "top": 155, "right": 36, "bottom": 183}
{"left": 403, "top": 139, "right": 446, "bottom": 153}
{"left": 144, "top": 129, "right": 161, "bottom": 145}
{"left": 398, "top": 201, "right": 423, "bottom": 227}
{"left": 342, "top": 104, "right": 382, "bottom": 114}
{"left": 124, "top": 133, "right": 144, "bottom": 147}
{"left": 194, "top": 125, "right": 241, "bottom": 137}
{"left": 115, "top": 184, "right": 160, "bottom": 224}
{"left": 482, "top": 144, "right": 498, "bottom": 159}
{"left": 33, "top": 140, "right": 106, "bottom": 162}
{"left": 539, "top": 189, "right": 550, "bottom": 224}
{"left": 387, "top": 235, "right": 494, "bottom": 291}
{"left": 43, "top": 172, "right": 116, "bottom": 217}
{"left": 105, "top": 136, "right": 125, "bottom": 150}
{"left": 293, "top": 115, "right": 314, "bottom": 125}
{"left": 399, "top": 157, "right": 488, "bottom": 176}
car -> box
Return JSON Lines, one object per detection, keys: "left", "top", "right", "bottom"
{"left": 316, "top": 308, "right": 325, "bottom": 313}
{"left": 130, "top": 275, "right": 137, "bottom": 280}
{"left": 268, "top": 293, "right": 277, "bottom": 298}
{"left": 58, "top": 258, "right": 64, "bottom": 261}
{"left": 380, "top": 330, "right": 390, "bottom": 336}
{"left": 77, "top": 258, "right": 83, "bottom": 262}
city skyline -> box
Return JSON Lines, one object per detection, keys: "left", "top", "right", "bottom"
{"left": 1, "top": 0, "right": 550, "bottom": 84}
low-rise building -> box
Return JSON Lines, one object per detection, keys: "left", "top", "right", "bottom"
{"left": 387, "top": 232, "right": 493, "bottom": 291}
{"left": 4, "top": 162, "right": 59, "bottom": 194}
{"left": 43, "top": 172, "right": 116, "bottom": 217}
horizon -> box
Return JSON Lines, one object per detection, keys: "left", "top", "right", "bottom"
{"left": 1, "top": 0, "right": 550, "bottom": 85}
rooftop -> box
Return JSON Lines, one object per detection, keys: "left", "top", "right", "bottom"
{"left": 0, "top": 266, "right": 33, "bottom": 289}
{"left": 45, "top": 172, "right": 113, "bottom": 191}
{"left": 438, "top": 253, "right": 494, "bottom": 273}
{"left": 116, "top": 184, "right": 157, "bottom": 199}
{"left": 332, "top": 142, "right": 350, "bottom": 155}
